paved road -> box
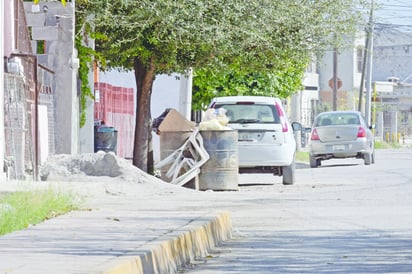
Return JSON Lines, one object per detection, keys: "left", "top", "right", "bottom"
{"left": 181, "top": 148, "right": 412, "bottom": 273}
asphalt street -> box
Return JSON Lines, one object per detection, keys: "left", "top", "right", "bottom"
{"left": 0, "top": 148, "right": 411, "bottom": 273}
{"left": 182, "top": 148, "right": 412, "bottom": 273}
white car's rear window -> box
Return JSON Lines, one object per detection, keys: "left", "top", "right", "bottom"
{"left": 214, "top": 103, "right": 280, "bottom": 124}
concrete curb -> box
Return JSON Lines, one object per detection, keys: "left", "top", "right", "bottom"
{"left": 296, "top": 161, "right": 309, "bottom": 169}
{"left": 101, "top": 211, "right": 232, "bottom": 274}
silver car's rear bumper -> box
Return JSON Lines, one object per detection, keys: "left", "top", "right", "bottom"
{"left": 309, "top": 138, "right": 372, "bottom": 158}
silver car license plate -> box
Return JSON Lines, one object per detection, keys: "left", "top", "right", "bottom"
{"left": 332, "top": 144, "right": 345, "bottom": 151}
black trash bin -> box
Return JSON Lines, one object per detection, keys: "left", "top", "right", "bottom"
{"left": 94, "top": 126, "right": 118, "bottom": 153}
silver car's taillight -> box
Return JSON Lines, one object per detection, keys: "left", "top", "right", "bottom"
{"left": 357, "top": 126, "right": 367, "bottom": 138}
{"left": 311, "top": 128, "right": 320, "bottom": 140}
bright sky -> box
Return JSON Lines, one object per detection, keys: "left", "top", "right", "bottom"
{"left": 374, "top": 0, "right": 412, "bottom": 30}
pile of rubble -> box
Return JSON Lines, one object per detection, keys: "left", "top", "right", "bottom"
{"left": 39, "top": 151, "right": 155, "bottom": 184}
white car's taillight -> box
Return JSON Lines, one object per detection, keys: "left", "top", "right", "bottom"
{"left": 275, "top": 103, "right": 288, "bottom": 132}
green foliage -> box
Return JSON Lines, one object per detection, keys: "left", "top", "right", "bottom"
{"left": 75, "top": 39, "right": 95, "bottom": 128}
{"left": 0, "top": 189, "right": 79, "bottom": 236}
{"left": 36, "top": 40, "right": 45, "bottom": 54}
{"left": 296, "top": 150, "right": 309, "bottom": 163}
{"left": 75, "top": 1, "right": 103, "bottom": 127}
{"left": 79, "top": 0, "right": 367, "bottom": 74}
{"left": 374, "top": 140, "right": 402, "bottom": 149}
{"left": 188, "top": 0, "right": 369, "bottom": 110}
{"left": 192, "top": 58, "right": 307, "bottom": 110}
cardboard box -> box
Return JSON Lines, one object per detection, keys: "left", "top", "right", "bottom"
{"left": 158, "top": 109, "right": 196, "bottom": 132}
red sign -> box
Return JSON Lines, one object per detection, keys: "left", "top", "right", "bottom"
{"left": 329, "top": 77, "right": 342, "bottom": 90}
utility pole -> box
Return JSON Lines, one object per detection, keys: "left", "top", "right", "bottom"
{"left": 365, "top": 0, "right": 374, "bottom": 125}
{"left": 358, "top": 34, "right": 369, "bottom": 113}
{"left": 359, "top": 0, "right": 374, "bottom": 121}
{"left": 333, "top": 47, "right": 338, "bottom": 111}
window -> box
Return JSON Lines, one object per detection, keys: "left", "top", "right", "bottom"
{"left": 315, "top": 113, "right": 360, "bottom": 126}
{"left": 215, "top": 104, "right": 280, "bottom": 124}
{"left": 305, "top": 61, "right": 317, "bottom": 73}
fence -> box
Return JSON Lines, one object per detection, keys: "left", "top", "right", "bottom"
{"left": 94, "top": 82, "right": 135, "bottom": 159}
{"left": 3, "top": 67, "right": 54, "bottom": 179}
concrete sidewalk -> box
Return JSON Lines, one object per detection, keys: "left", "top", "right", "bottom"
{"left": 0, "top": 180, "right": 232, "bottom": 274}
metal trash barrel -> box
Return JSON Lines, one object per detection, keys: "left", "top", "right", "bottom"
{"left": 199, "top": 130, "right": 239, "bottom": 191}
{"left": 159, "top": 131, "right": 193, "bottom": 182}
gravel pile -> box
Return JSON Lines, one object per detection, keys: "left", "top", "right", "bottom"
{"left": 39, "top": 151, "right": 160, "bottom": 185}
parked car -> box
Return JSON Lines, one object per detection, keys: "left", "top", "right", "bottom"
{"left": 209, "top": 96, "right": 301, "bottom": 185}
{"left": 308, "top": 111, "right": 375, "bottom": 168}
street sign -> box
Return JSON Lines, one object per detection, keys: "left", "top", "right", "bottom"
{"left": 374, "top": 81, "right": 394, "bottom": 93}
{"left": 329, "top": 77, "right": 342, "bottom": 90}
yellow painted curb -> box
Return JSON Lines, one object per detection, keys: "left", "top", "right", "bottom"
{"left": 102, "top": 211, "right": 232, "bottom": 274}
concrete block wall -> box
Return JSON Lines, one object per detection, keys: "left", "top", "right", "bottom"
{"left": 24, "top": 1, "right": 81, "bottom": 155}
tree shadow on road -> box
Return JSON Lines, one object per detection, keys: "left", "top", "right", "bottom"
{"left": 184, "top": 229, "right": 412, "bottom": 273}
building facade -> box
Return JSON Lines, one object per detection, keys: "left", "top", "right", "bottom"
{"left": 2, "top": 0, "right": 82, "bottom": 179}
{"left": 372, "top": 28, "right": 412, "bottom": 142}
{"left": 318, "top": 33, "right": 365, "bottom": 112}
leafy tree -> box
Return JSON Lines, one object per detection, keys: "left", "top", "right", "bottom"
{"left": 77, "top": 0, "right": 368, "bottom": 173}
{"left": 192, "top": 59, "right": 307, "bottom": 110}
{"left": 193, "top": 0, "right": 370, "bottom": 109}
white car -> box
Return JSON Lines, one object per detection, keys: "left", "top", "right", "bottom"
{"left": 209, "top": 96, "right": 300, "bottom": 185}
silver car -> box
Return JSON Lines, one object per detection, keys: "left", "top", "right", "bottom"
{"left": 209, "top": 96, "right": 300, "bottom": 185}
{"left": 308, "top": 111, "right": 375, "bottom": 168}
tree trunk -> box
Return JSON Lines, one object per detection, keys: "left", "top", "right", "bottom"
{"left": 133, "top": 57, "right": 156, "bottom": 173}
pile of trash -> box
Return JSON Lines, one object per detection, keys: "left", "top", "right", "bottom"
{"left": 151, "top": 108, "right": 234, "bottom": 189}
{"left": 198, "top": 108, "right": 231, "bottom": 131}
{"left": 152, "top": 107, "right": 232, "bottom": 134}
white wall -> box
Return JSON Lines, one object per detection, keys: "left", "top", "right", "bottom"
{"left": 352, "top": 33, "right": 365, "bottom": 90}
{"left": 374, "top": 45, "right": 412, "bottom": 82}
{"left": 0, "top": 1, "right": 5, "bottom": 179}
{"left": 151, "top": 74, "right": 182, "bottom": 162}
{"left": 99, "top": 71, "right": 186, "bottom": 162}
{"left": 38, "top": 105, "right": 49, "bottom": 163}
{"left": 319, "top": 33, "right": 365, "bottom": 93}
{"left": 319, "top": 49, "right": 354, "bottom": 93}
{"left": 151, "top": 74, "right": 181, "bottom": 118}
{"left": 3, "top": 0, "right": 13, "bottom": 56}
{"left": 373, "top": 29, "right": 412, "bottom": 82}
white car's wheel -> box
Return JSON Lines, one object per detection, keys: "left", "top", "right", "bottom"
{"left": 282, "top": 161, "right": 296, "bottom": 185}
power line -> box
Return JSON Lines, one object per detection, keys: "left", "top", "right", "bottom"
{"left": 374, "top": 0, "right": 412, "bottom": 27}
